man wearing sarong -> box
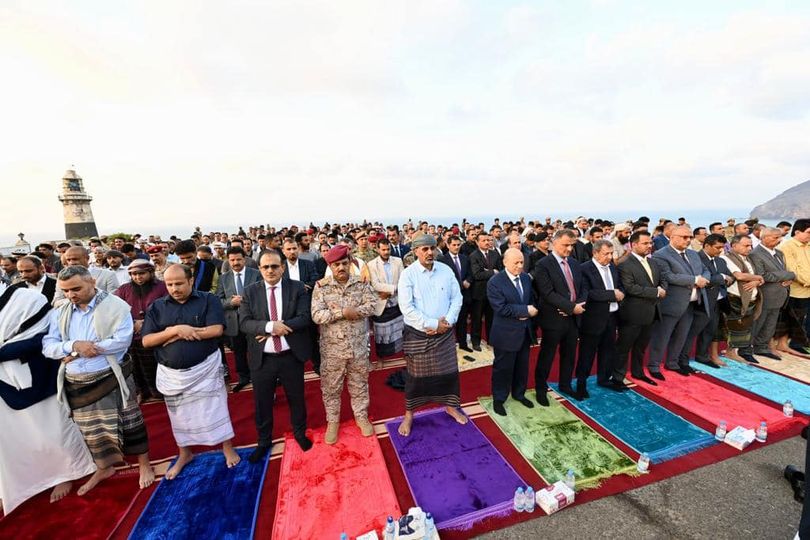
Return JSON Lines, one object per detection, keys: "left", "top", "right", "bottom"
{"left": 115, "top": 259, "right": 168, "bottom": 402}
{"left": 0, "top": 285, "right": 96, "bottom": 514}
{"left": 365, "top": 238, "right": 405, "bottom": 358}
{"left": 720, "top": 235, "right": 764, "bottom": 363}
{"left": 42, "top": 266, "right": 154, "bottom": 495}
{"left": 396, "top": 232, "right": 464, "bottom": 436}
{"left": 311, "top": 244, "right": 378, "bottom": 445}
{"left": 142, "top": 264, "right": 240, "bottom": 479}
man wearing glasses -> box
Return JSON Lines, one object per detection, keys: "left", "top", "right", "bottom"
{"left": 648, "top": 226, "right": 711, "bottom": 378}
{"left": 114, "top": 259, "right": 168, "bottom": 402}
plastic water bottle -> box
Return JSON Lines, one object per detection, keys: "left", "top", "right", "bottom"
{"left": 383, "top": 515, "right": 395, "bottom": 540}
{"left": 784, "top": 400, "right": 795, "bottom": 418}
{"left": 637, "top": 452, "right": 650, "bottom": 473}
{"left": 715, "top": 420, "right": 727, "bottom": 441}
{"left": 424, "top": 512, "right": 435, "bottom": 539}
{"left": 756, "top": 421, "right": 768, "bottom": 443}
{"left": 524, "top": 486, "right": 535, "bottom": 512}
{"left": 340, "top": 534, "right": 348, "bottom": 540}
{"left": 513, "top": 486, "right": 525, "bottom": 512}
{"left": 565, "top": 469, "right": 576, "bottom": 491}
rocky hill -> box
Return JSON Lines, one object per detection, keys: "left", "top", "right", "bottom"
{"left": 750, "top": 180, "right": 810, "bottom": 220}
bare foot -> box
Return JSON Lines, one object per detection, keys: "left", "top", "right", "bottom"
{"left": 165, "top": 449, "right": 194, "bottom": 480}
{"left": 724, "top": 350, "right": 745, "bottom": 363}
{"left": 50, "top": 481, "right": 72, "bottom": 503}
{"left": 223, "top": 441, "right": 241, "bottom": 468}
{"left": 710, "top": 355, "right": 727, "bottom": 367}
{"left": 77, "top": 467, "right": 116, "bottom": 496}
{"left": 398, "top": 413, "right": 414, "bottom": 437}
{"left": 445, "top": 406, "right": 468, "bottom": 425}
{"left": 139, "top": 463, "right": 155, "bottom": 489}
{"left": 769, "top": 349, "right": 782, "bottom": 358}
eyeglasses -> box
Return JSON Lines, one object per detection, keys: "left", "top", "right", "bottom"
{"left": 674, "top": 235, "right": 693, "bottom": 239}
{"left": 260, "top": 264, "right": 282, "bottom": 270}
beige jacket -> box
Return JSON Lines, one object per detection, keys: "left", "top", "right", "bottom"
{"left": 780, "top": 237, "right": 810, "bottom": 298}
{"left": 365, "top": 256, "right": 404, "bottom": 316}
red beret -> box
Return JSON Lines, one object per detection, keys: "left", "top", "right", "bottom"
{"left": 146, "top": 245, "right": 163, "bottom": 254}
{"left": 324, "top": 244, "right": 350, "bottom": 265}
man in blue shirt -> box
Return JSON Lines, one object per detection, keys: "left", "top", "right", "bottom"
{"left": 142, "top": 264, "right": 240, "bottom": 479}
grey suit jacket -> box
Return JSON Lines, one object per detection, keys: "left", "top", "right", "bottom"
{"left": 217, "top": 266, "right": 262, "bottom": 336}
{"left": 652, "top": 246, "right": 711, "bottom": 317}
{"left": 749, "top": 245, "right": 794, "bottom": 310}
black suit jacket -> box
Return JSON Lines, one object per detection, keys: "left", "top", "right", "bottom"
{"left": 284, "top": 258, "right": 319, "bottom": 291}
{"left": 580, "top": 260, "right": 623, "bottom": 335}
{"left": 11, "top": 277, "right": 57, "bottom": 304}
{"left": 617, "top": 255, "right": 661, "bottom": 325}
{"left": 469, "top": 249, "right": 503, "bottom": 300}
{"left": 238, "top": 278, "right": 312, "bottom": 370}
{"left": 698, "top": 251, "right": 730, "bottom": 316}
{"left": 532, "top": 254, "right": 584, "bottom": 331}
{"left": 438, "top": 252, "right": 472, "bottom": 302}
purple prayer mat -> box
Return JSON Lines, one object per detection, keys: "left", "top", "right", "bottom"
{"left": 386, "top": 408, "right": 526, "bottom": 529}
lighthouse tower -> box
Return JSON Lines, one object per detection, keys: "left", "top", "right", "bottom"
{"left": 58, "top": 168, "right": 99, "bottom": 239}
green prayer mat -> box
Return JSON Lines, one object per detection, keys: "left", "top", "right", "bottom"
{"left": 479, "top": 395, "right": 638, "bottom": 490}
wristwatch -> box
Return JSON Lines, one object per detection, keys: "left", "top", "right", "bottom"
{"left": 69, "top": 351, "right": 79, "bottom": 359}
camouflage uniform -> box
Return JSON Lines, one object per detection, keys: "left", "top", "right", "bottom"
{"left": 353, "top": 247, "right": 377, "bottom": 263}
{"left": 311, "top": 275, "right": 379, "bottom": 423}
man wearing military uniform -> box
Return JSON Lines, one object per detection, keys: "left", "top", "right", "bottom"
{"left": 311, "top": 244, "right": 379, "bottom": 444}
{"left": 353, "top": 230, "right": 377, "bottom": 263}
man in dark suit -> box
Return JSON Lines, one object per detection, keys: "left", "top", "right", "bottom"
{"left": 532, "top": 229, "right": 584, "bottom": 405}
{"left": 679, "top": 234, "right": 732, "bottom": 368}
{"left": 282, "top": 237, "right": 321, "bottom": 372}
{"left": 487, "top": 248, "right": 537, "bottom": 415}
{"left": 615, "top": 231, "right": 666, "bottom": 385}
{"left": 14, "top": 255, "right": 57, "bottom": 303}
{"left": 439, "top": 235, "right": 473, "bottom": 351}
{"left": 469, "top": 232, "right": 503, "bottom": 351}
{"left": 648, "top": 226, "right": 711, "bottom": 377}
{"left": 239, "top": 251, "right": 313, "bottom": 463}
{"left": 217, "top": 247, "right": 261, "bottom": 391}
{"left": 577, "top": 239, "right": 625, "bottom": 396}
{"left": 387, "top": 228, "right": 410, "bottom": 260}
{"left": 747, "top": 227, "right": 795, "bottom": 359}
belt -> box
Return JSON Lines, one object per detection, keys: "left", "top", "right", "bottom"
{"left": 263, "top": 350, "right": 291, "bottom": 358}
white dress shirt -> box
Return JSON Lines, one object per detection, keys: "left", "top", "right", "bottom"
{"left": 28, "top": 274, "right": 47, "bottom": 293}
{"left": 721, "top": 254, "right": 758, "bottom": 300}
{"left": 286, "top": 260, "right": 301, "bottom": 282}
{"left": 593, "top": 261, "right": 619, "bottom": 312}
{"left": 674, "top": 249, "right": 699, "bottom": 302}
{"left": 263, "top": 280, "right": 290, "bottom": 353}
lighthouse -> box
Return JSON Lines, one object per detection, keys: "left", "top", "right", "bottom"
{"left": 58, "top": 168, "right": 99, "bottom": 239}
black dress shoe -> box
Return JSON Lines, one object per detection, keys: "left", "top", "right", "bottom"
{"left": 603, "top": 380, "right": 628, "bottom": 392}
{"left": 558, "top": 385, "right": 576, "bottom": 398}
{"left": 633, "top": 374, "right": 658, "bottom": 386}
{"left": 649, "top": 372, "right": 666, "bottom": 382}
{"left": 515, "top": 397, "right": 535, "bottom": 409}
{"left": 459, "top": 344, "right": 473, "bottom": 352}
{"left": 675, "top": 367, "right": 691, "bottom": 376}
{"left": 232, "top": 380, "right": 251, "bottom": 393}
{"left": 295, "top": 436, "right": 313, "bottom": 452}
{"left": 740, "top": 353, "right": 759, "bottom": 364}
{"left": 472, "top": 344, "right": 482, "bottom": 352}
{"left": 536, "top": 391, "right": 550, "bottom": 407}
{"left": 248, "top": 445, "right": 271, "bottom": 464}
{"left": 576, "top": 388, "right": 590, "bottom": 400}
{"left": 493, "top": 400, "right": 507, "bottom": 416}
{"left": 694, "top": 359, "right": 720, "bottom": 369}
{"left": 683, "top": 366, "right": 698, "bottom": 374}
{"left": 758, "top": 352, "right": 781, "bottom": 361}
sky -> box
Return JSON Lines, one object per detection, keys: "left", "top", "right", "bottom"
{"left": 2, "top": 0, "right": 810, "bottom": 245}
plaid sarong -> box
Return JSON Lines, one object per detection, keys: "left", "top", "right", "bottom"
{"left": 724, "top": 294, "right": 758, "bottom": 349}
{"left": 402, "top": 326, "right": 460, "bottom": 410}
{"left": 372, "top": 305, "right": 404, "bottom": 357}
{"left": 67, "top": 366, "right": 149, "bottom": 468}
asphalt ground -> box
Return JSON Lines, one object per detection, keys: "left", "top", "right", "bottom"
{"left": 477, "top": 436, "right": 805, "bottom": 539}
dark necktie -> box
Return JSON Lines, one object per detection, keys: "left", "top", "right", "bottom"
{"left": 514, "top": 276, "right": 524, "bottom": 298}
{"left": 453, "top": 255, "right": 461, "bottom": 275}
{"left": 269, "top": 286, "right": 282, "bottom": 352}
{"left": 393, "top": 245, "right": 400, "bottom": 257}
{"left": 561, "top": 258, "right": 576, "bottom": 302}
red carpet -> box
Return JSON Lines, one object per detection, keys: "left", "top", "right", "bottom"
{"left": 272, "top": 422, "right": 401, "bottom": 540}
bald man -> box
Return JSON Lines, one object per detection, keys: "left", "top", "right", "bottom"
{"left": 486, "top": 249, "right": 537, "bottom": 416}
{"left": 53, "top": 247, "right": 119, "bottom": 305}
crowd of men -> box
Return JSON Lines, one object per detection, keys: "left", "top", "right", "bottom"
{"left": 1, "top": 213, "right": 809, "bottom": 514}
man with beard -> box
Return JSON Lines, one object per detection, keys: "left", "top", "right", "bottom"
{"left": 147, "top": 245, "right": 170, "bottom": 281}
{"left": 53, "top": 247, "right": 119, "bottom": 304}
{"left": 295, "top": 231, "right": 319, "bottom": 262}
{"left": 115, "top": 260, "right": 168, "bottom": 402}
{"left": 106, "top": 250, "right": 130, "bottom": 286}
{"left": 611, "top": 223, "right": 632, "bottom": 264}
{"left": 366, "top": 238, "right": 405, "bottom": 357}
{"left": 174, "top": 239, "right": 219, "bottom": 293}
{"left": 14, "top": 255, "right": 58, "bottom": 303}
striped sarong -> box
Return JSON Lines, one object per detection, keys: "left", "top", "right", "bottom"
{"left": 157, "top": 350, "right": 234, "bottom": 447}
{"left": 66, "top": 364, "right": 149, "bottom": 468}
{"left": 724, "top": 294, "right": 758, "bottom": 349}
{"left": 402, "top": 326, "right": 459, "bottom": 411}
{"left": 372, "top": 305, "right": 404, "bottom": 357}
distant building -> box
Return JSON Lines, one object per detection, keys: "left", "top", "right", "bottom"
{"left": 58, "top": 168, "right": 98, "bottom": 239}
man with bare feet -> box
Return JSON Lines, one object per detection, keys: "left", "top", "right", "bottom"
{"left": 396, "top": 232, "right": 464, "bottom": 436}
{"left": 0, "top": 285, "right": 96, "bottom": 514}
{"left": 42, "top": 267, "right": 154, "bottom": 496}
{"left": 142, "top": 264, "right": 240, "bottom": 479}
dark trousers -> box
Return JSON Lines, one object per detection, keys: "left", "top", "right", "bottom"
{"left": 229, "top": 333, "right": 250, "bottom": 382}
{"left": 745, "top": 306, "right": 781, "bottom": 354}
{"left": 535, "top": 320, "right": 578, "bottom": 390}
{"left": 251, "top": 351, "right": 307, "bottom": 447}
{"left": 492, "top": 336, "right": 530, "bottom": 402}
{"left": 470, "top": 297, "right": 493, "bottom": 346}
{"left": 678, "top": 305, "right": 711, "bottom": 364}
{"left": 648, "top": 304, "right": 696, "bottom": 371}
{"left": 576, "top": 313, "right": 618, "bottom": 386}
{"left": 309, "top": 324, "right": 321, "bottom": 371}
{"left": 615, "top": 322, "right": 653, "bottom": 380}
{"left": 455, "top": 300, "right": 471, "bottom": 345}
{"left": 693, "top": 302, "right": 720, "bottom": 361}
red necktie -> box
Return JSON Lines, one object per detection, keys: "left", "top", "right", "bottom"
{"left": 561, "top": 258, "right": 576, "bottom": 302}
{"left": 269, "top": 286, "right": 282, "bottom": 352}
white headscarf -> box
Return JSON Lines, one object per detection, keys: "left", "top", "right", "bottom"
{"left": 0, "top": 287, "right": 51, "bottom": 390}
